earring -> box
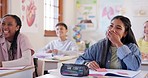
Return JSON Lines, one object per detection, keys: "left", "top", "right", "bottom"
{"left": 16, "top": 29, "right": 19, "bottom": 31}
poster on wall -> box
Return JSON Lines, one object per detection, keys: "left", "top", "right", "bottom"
{"left": 76, "top": 0, "right": 97, "bottom": 31}
{"left": 99, "top": 0, "right": 125, "bottom": 33}
{"left": 21, "top": 0, "right": 38, "bottom": 33}
{"left": 131, "top": 0, "right": 148, "bottom": 17}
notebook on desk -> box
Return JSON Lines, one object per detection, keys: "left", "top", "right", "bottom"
{"left": 89, "top": 69, "right": 141, "bottom": 78}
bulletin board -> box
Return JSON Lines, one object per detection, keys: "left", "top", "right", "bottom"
{"left": 74, "top": 0, "right": 148, "bottom": 43}
{"left": 75, "top": 0, "right": 98, "bottom": 31}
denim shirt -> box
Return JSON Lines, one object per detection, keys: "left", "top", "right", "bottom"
{"left": 75, "top": 38, "right": 142, "bottom": 71}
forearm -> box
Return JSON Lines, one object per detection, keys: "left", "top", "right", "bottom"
{"left": 122, "top": 54, "right": 141, "bottom": 70}
{"left": 2, "top": 50, "right": 32, "bottom": 67}
{"left": 75, "top": 46, "right": 96, "bottom": 64}
{"left": 75, "top": 56, "right": 86, "bottom": 64}
{"left": 75, "top": 55, "right": 93, "bottom": 65}
{"left": 117, "top": 45, "right": 141, "bottom": 70}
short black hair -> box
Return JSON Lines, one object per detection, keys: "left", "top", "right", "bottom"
{"left": 55, "top": 22, "right": 68, "bottom": 30}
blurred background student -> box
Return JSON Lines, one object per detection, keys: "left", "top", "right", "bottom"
{"left": 39, "top": 22, "right": 78, "bottom": 56}
{"left": 0, "top": 14, "right": 34, "bottom": 67}
{"left": 137, "top": 21, "right": 148, "bottom": 60}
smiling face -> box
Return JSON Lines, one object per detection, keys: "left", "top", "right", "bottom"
{"left": 144, "top": 21, "right": 148, "bottom": 37}
{"left": 55, "top": 25, "right": 68, "bottom": 38}
{"left": 107, "top": 19, "right": 127, "bottom": 39}
{"left": 1, "top": 16, "right": 20, "bottom": 41}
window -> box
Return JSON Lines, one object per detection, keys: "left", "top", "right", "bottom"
{"left": 44, "top": 0, "right": 63, "bottom": 37}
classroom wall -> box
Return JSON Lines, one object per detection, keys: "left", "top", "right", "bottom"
{"left": 7, "top": 0, "right": 77, "bottom": 51}
{"left": 73, "top": 0, "right": 148, "bottom": 45}
{"left": 7, "top": 0, "right": 148, "bottom": 51}
{"left": 8, "top": 0, "right": 46, "bottom": 51}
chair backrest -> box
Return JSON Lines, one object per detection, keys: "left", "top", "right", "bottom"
{"left": 33, "top": 58, "right": 38, "bottom": 77}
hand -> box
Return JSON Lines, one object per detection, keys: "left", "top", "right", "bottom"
{"left": 87, "top": 61, "right": 100, "bottom": 71}
{"left": 107, "top": 30, "right": 123, "bottom": 47}
{"left": 46, "top": 49, "right": 58, "bottom": 55}
{"left": 46, "top": 50, "right": 52, "bottom": 53}
{"left": 52, "top": 49, "right": 58, "bottom": 55}
{"left": 142, "top": 53, "right": 148, "bottom": 60}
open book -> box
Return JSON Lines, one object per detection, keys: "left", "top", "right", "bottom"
{"left": 89, "top": 69, "right": 141, "bottom": 78}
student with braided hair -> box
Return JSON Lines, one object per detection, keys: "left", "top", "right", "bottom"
{"left": 0, "top": 14, "right": 34, "bottom": 67}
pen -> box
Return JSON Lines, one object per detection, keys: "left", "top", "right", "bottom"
{"left": 52, "top": 54, "right": 54, "bottom": 57}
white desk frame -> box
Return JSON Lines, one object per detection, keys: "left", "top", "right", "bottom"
{"left": 37, "top": 57, "right": 77, "bottom": 76}
{"left": 0, "top": 66, "right": 34, "bottom": 78}
{"left": 140, "top": 60, "right": 148, "bottom": 71}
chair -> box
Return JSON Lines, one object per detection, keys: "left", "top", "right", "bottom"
{"left": 33, "top": 58, "right": 38, "bottom": 77}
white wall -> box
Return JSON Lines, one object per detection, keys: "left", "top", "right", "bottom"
{"left": 7, "top": 0, "right": 148, "bottom": 51}
{"left": 8, "top": 0, "right": 45, "bottom": 51}
{"left": 78, "top": 0, "right": 148, "bottom": 44}
{"left": 7, "top": 0, "right": 77, "bottom": 51}
{"left": 63, "top": 0, "right": 76, "bottom": 39}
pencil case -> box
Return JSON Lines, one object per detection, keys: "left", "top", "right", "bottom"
{"left": 60, "top": 63, "right": 89, "bottom": 77}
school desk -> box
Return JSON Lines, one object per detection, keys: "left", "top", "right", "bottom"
{"left": 36, "top": 68, "right": 148, "bottom": 78}
{"left": 37, "top": 55, "right": 78, "bottom": 76}
{"left": 0, "top": 66, "right": 34, "bottom": 78}
{"left": 140, "top": 60, "right": 148, "bottom": 71}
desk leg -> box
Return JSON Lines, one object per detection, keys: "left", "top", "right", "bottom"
{"left": 37, "top": 60, "right": 45, "bottom": 76}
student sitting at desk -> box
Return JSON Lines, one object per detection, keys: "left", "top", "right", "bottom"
{"left": 137, "top": 21, "right": 148, "bottom": 60}
{"left": 75, "top": 15, "right": 141, "bottom": 71}
{"left": 0, "top": 14, "right": 34, "bottom": 67}
{"left": 40, "top": 22, "right": 78, "bottom": 55}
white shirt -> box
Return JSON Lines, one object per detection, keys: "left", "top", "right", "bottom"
{"left": 40, "top": 39, "right": 78, "bottom": 55}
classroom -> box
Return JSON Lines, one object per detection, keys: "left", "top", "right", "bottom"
{"left": 0, "top": 0, "right": 148, "bottom": 78}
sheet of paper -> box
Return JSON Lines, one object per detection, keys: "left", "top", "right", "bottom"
{"left": 96, "top": 68, "right": 107, "bottom": 72}
{"left": 53, "top": 55, "right": 77, "bottom": 61}
{"left": 89, "top": 69, "right": 141, "bottom": 78}
{"left": 142, "top": 60, "right": 148, "bottom": 64}
{"left": 33, "top": 52, "right": 53, "bottom": 59}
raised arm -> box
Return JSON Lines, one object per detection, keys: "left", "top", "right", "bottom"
{"left": 117, "top": 44, "right": 141, "bottom": 71}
